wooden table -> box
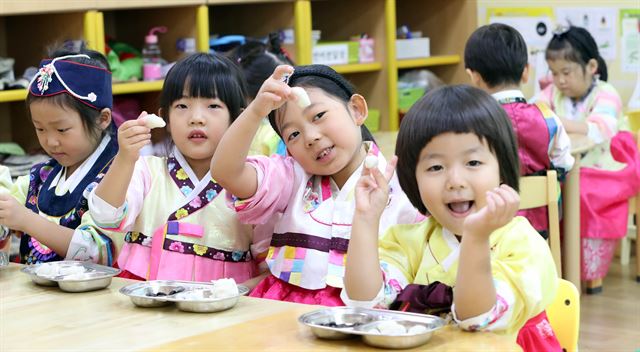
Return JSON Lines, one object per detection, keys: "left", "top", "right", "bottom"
{"left": 1, "top": 264, "right": 520, "bottom": 351}
{"left": 563, "top": 134, "right": 596, "bottom": 292}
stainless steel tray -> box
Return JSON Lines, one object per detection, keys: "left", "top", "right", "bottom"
{"left": 298, "top": 307, "right": 446, "bottom": 349}
{"left": 119, "top": 280, "right": 249, "bottom": 313}
{"left": 21, "top": 261, "right": 121, "bottom": 292}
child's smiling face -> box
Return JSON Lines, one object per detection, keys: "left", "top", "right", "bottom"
{"left": 276, "top": 87, "right": 367, "bottom": 186}
{"left": 415, "top": 132, "right": 501, "bottom": 235}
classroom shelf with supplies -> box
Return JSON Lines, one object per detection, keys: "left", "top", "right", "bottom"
{"left": 0, "top": 0, "right": 476, "bottom": 150}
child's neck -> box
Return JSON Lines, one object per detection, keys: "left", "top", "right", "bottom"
{"left": 570, "top": 79, "right": 596, "bottom": 104}
{"left": 331, "top": 143, "right": 367, "bottom": 189}
{"left": 486, "top": 84, "right": 521, "bottom": 95}
{"left": 186, "top": 158, "right": 210, "bottom": 181}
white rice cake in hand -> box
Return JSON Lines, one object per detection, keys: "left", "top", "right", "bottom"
{"left": 143, "top": 113, "right": 166, "bottom": 129}
{"left": 364, "top": 155, "right": 378, "bottom": 169}
{"left": 291, "top": 87, "right": 311, "bottom": 108}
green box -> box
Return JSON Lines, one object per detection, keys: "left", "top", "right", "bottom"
{"left": 398, "top": 87, "right": 425, "bottom": 112}
{"left": 365, "top": 109, "right": 380, "bottom": 132}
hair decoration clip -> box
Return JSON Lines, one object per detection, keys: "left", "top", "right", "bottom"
{"left": 36, "top": 65, "right": 54, "bottom": 93}
{"left": 552, "top": 25, "right": 571, "bottom": 37}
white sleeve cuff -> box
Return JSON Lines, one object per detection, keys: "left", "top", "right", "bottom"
{"left": 550, "top": 122, "right": 575, "bottom": 171}
{"left": 452, "top": 280, "right": 515, "bottom": 332}
{"left": 340, "top": 281, "right": 386, "bottom": 308}
{"left": 88, "top": 188, "right": 127, "bottom": 227}
{"left": 587, "top": 122, "right": 606, "bottom": 145}
{"left": 65, "top": 229, "right": 101, "bottom": 263}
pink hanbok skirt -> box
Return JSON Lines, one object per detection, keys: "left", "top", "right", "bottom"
{"left": 249, "top": 274, "right": 344, "bottom": 306}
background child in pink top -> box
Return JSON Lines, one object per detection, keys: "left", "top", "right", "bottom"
{"left": 535, "top": 26, "right": 639, "bottom": 290}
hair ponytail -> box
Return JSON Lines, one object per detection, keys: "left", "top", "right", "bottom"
{"left": 546, "top": 25, "right": 607, "bottom": 81}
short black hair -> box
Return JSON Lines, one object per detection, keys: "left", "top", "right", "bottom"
{"left": 160, "top": 52, "right": 248, "bottom": 126}
{"left": 395, "top": 85, "right": 520, "bottom": 215}
{"left": 464, "top": 23, "right": 528, "bottom": 88}
{"left": 546, "top": 25, "right": 608, "bottom": 81}
{"left": 26, "top": 44, "right": 113, "bottom": 142}
{"left": 268, "top": 64, "right": 375, "bottom": 143}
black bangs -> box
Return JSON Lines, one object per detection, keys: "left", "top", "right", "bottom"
{"left": 160, "top": 53, "right": 248, "bottom": 122}
{"left": 395, "top": 85, "right": 520, "bottom": 215}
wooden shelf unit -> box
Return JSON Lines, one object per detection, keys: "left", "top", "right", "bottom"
{"left": 0, "top": 0, "right": 476, "bottom": 150}
{"left": 396, "top": 55, "right": 460, "bottom": 69}
{"left": 208, "top": 1, "right": 298, "bottom": 62}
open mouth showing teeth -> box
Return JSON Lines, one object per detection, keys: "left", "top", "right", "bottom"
{"left": 447, "top": 201, "right": 473, "bottom": 214}
{"left": 189, "top": 133, "right": 207, "bottom": 139}
{"left": 316, "top": 147, "right": 333, "bottom": 160}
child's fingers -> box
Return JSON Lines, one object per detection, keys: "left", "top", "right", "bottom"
{"left": 369, "top": 167, "right": 389, "bottom": 193}
{"left": 360, "top": 176, "right": 378, "bottom": 190}
{"left": 136, "top": 111, "right": 148, "bottom": 120}
{"left": 271, "top": 65, "right": 295, "bottom": 82}
{"left": 262, "top": 80, "right": 292, "bottom": 101}
{"left": 130, "top": 139, "right": 151, "bottom": 150}
{"left": 501, "top": 184, "right": 520, "bottom": 204}
{"left": 485, "top": 191, "right": 497, "bottom": 215}
{"left": 127, "top": 133, "right": 152, "bottom": 145}
{"left": 260, "top": 91, "right": 284, "bottom": 104}
{"left": 121, "top": 125, "right": 151, "bottom": 138}
{"left": 383, "top": 156, "right": 398, "bottom": 182}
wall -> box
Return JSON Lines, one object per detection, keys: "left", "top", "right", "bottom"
{"left": 476, "top": 0, "right": 638, "bottom": 106}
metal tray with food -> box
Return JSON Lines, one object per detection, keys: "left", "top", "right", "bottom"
{"left": 21, "top": 261, "right": 121, "bottom": 292}
{"left": 119, "top": 279, "right": 249, "bottom": 313}
{"left": 298, "top": 306, "right": 446, "bottom": 349}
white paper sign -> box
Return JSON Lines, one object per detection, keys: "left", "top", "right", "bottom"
{"left": 555, "top": 8, "right": 618, "bottom": 60}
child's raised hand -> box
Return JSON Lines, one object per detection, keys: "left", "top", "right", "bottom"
{"left": 116, "top": 111, "right": 152, "bottom": 162}
{"left": 463, "top": 184, "right": 519, "bottom": 240}
{"left": 247, "top": 65, "right": 295, "bottom": 119}
{"left": 355, "top": 155, "right": 397, "bottom": 221}
{"left": 0, "top": 193, "right": 32, "bottom": 232}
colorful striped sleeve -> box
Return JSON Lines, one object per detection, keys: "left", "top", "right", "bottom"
{"left": 586, "top": 83, "right": 622, "bottom": 142}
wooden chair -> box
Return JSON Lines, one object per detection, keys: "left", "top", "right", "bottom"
{"left": 547, "top": 278, "right": 581, "bottom": 352}
{"left": 519, "top": 169, "right": 562, "bottom": 275}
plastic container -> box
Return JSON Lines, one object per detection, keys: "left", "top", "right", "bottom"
{"left": 143, "top": 26, "right": 167, "bottom": 81}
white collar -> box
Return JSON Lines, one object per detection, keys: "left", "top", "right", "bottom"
{"left": 492, "top": 89, "right": 525, "bottom": 101}
{"left": 171, "top": 146, "right": 213, "bottom": 206}
{"left": 49, "top": 134, "right": 111, "bottom": 195}
{"left": 172, "top": 146, "right": 206, "bottom": 185}
{"left": 440, "top": 226, "right": 460, "bottom": 271}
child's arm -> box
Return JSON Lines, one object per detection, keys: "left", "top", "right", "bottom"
{"left": 211, "top": 65, "right": 294, "bottom": 199}
{"left": 548, "top": 113, "right": 575, "bottom": 172}
{"left": 344, "top": 157, "right": 398, "bottom": 300}
{"left": 454, "top": 185, "right": 520, "bottom": 320}
{"left": 0, "top": 194, "right": 74, "bottom": 256}
{"left": 94, "top": 114, "right": 151, "bottom": 208}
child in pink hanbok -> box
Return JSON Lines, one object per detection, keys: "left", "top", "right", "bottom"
{"left": 211, "top": 65, "right": 421, "bottom": 305}
{"left": 536, "top": 26, "right": 640, "bottom": 291}
{"left": 90, "top": 53, "right": 265, "bottom": 285}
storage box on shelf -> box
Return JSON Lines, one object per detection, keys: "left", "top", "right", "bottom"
{"left": 388, "top": 0, "right": 476, "bottom": 128}
{"left": 309, "top": 0, "right": 389, "bottom": 129}
{"left": 395, "top": 0, "right": 473, "bottom": 81}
